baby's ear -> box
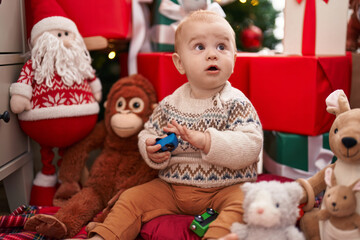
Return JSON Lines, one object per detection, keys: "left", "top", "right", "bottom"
{"left": 172, "top": 53, "right": 185, "bottom": 75}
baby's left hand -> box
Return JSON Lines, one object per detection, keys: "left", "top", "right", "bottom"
{"left": 164, "top": 120, "right": 210, "bottom": 153}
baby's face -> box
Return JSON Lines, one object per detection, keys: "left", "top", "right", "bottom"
{"left": 175, "top": 20, "right": 236, "bottom": 93}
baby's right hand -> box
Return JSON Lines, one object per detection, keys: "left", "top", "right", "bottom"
{"left": 145, "top": 137, "right": 171, "bottom": 164}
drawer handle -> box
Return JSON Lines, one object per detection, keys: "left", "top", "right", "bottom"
{"left": 0, "top": 111, "right": 10, "bottom": 123}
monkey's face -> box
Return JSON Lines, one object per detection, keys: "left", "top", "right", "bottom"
{"left": 106, "top": 85, "right": 152, "bottom": 138}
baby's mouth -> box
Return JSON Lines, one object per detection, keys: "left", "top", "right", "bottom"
{"left": 207, "top": 65, "right": 219, "bottom": 71}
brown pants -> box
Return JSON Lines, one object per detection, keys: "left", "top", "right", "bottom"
{"left": 89, "top": 178, "right": 245, "bottom": 240}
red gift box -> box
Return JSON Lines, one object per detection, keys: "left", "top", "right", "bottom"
{"left": 121, "top": 53, "right": 251, "bottom": 101}
{"left": 249, "top": 53, "right": 352, "bottom": 136}
{"left": 25, "top": 0, "right": 132, "bottom": 39}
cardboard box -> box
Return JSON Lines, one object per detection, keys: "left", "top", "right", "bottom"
{"left": 283, "top": 0, "right": 348, "bottom": 56}
{"left": 25, "top": 0, "right": 132, "bottom": 39}
{"left": 249, "top": 53, "right": 351, "bottom": 136}
{"left": 263, "top": 131, "right": 336, "bottom": 179}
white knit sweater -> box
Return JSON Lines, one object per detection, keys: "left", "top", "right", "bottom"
{"left": 138, "top": 81, "right": 263, "bottom": 188}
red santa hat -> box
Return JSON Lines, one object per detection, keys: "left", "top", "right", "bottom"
{"left": 30, "top": 0, "right": 80, "bottom": 45}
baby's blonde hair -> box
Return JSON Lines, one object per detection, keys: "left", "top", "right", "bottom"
{"left": 174, "top": 10, "right": 236, "bottom": 52}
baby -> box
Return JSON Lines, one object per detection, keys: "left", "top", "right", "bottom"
{"left": 86, "top": 10, "right": 263, "bottom": 240}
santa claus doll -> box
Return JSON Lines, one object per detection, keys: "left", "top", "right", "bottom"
{"left": 9, "top": 0, "right": 102, "bottom": 206}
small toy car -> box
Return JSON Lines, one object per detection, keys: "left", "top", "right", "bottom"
{"left": 155, "top": 133, "right": 178, "bottom": 152}
{"left": 189, "top": 208, "right": 219, "bottom": 237}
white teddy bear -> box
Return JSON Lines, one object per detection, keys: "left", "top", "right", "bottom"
{"left": 231, "top": 181, "right": 305, "bottom": 240}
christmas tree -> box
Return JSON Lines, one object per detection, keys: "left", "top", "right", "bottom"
{"left": 221, "top": 0, "right": 281, "bottom": 51}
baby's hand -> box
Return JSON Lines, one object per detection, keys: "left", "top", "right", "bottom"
{"left": 145, "top": 137, "right": 171, "bottom": 163}
{"left": 164, "top": 120, "right": 210, "bottom": 153}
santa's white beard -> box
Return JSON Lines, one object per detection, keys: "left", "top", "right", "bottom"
{"left": 31, "top": 32, "right": 95, "bottom": 88}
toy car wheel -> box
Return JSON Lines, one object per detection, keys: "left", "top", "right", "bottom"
{"left": 165, "top": 144, "right": 175, "bottom": 151}
{"left": 195, "top": 215, "right": 204, "bottom": 223}
{"left": 206, "top": 208, "right": 215, "bottom": 215}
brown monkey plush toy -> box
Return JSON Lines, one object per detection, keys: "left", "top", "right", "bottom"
{"left": 24, "top": 74, "right": 159, "bottom": 238}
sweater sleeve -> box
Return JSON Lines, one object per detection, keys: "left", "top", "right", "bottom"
{"left": 138, "top": 101, "right": 170, "bottom": 170}
{"left": 9, "top": 60, "right": 34, "bottom": 99}
{"left": 201, "top": 100, "right": 263, "bottom": 169}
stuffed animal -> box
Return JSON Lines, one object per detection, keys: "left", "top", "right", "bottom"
{"left": 346, "top": 0, "right": 360, "bottom": 51}
{"left": 317, "top": 168, "right": 360, "bottom": 233}
{"left": 9, "top": 0, "right": 102, "bottom": 206}
{"left": 23, "top": 74, "right": 159, "bottom": 239}
{"left": 230, "top": 181, "right": 305, "bottom": 240}
{"left": 297, "top": 89, "right": 360, "bottom": 240}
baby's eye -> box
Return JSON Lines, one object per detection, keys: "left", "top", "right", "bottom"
{"left": 195, "top": 44, "right": 205, "bottom": 50}
{"left": 217, "top": 44, "right": 225, "bottom": 51}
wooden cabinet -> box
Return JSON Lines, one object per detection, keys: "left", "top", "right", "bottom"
{"left": 0, "top": 0, "right": 33, "bottom": 211}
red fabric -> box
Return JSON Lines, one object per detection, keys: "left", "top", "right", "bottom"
{"left": 29, "top": 185, "right": 57, "bottom": 206}
{"left": 302, "top": 0, "right": 316, "bottom": 55}
{"left": 120, "top": 53, "right": 251, "bottom": 101}
{"left": 25, "top": 0, "right": 132, "bottom": 39}
{"left": 19, "top": 115, "right": 97, "bottom": 148}
{"left": 249, "top": 52, "right": 351, "bottom": 136}
{"left": 27, "top": 0, "right": 68, "bottom": 29}
{"left": 0, "top": 205, "right": 87, "bottom": 239}
{"left": 140, "top": 215, "right": 200, "bottom": 240}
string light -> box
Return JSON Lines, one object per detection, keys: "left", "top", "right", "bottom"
{"left": 251, "top": 0, "right": 259, "bottom": 6}
{"left": 108, "top": 51, "right": 116, "bottom": 60}
{"left": 239, "top": 0, "right": 246, "bottom": 3}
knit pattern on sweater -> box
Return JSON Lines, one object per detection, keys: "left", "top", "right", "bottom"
{"left": 140, "top": 82, "right": 262, "bottom": 188}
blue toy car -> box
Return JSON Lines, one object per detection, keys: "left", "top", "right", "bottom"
{"left": 155, "top": 133, "right": 179, "bottom": 152}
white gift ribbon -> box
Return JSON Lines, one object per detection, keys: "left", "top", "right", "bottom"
{"left": 264, "top": 133, "right": 334, "bottom": 179}
{"left": 128, "top": 0, "right": 153, "bottom": 75}
{"left": 153, "top": 0, "right": 226, "bottom": 45}
{"left": 308, "top": 135, "right": 334, "bottom": 172}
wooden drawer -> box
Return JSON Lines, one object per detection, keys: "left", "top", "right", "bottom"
{"left": 0, "top": 64, "right": 28, "bottom": 167}
{"left": 0, "top": 0, "right": 25, "bottom": 53}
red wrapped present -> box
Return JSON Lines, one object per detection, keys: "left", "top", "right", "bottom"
{"left": 25, "top": 0, "right": 132, "bottom": 40}
{"left": 249, "top": 53, "right": 352, "bottom": 136}
{"left": 121, "top": 52, "right": 251, "bottom": 101}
